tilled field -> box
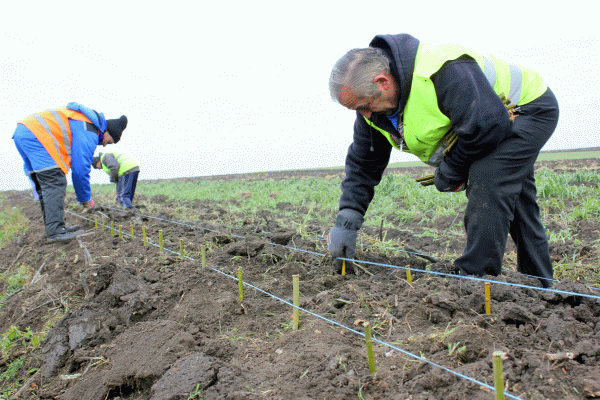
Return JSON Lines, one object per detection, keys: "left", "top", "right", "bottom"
{"left": 0, "top": 160, "right": 599, "bottom": 400}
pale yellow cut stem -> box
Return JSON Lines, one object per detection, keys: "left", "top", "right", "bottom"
{"left": 237, "top": 266, "right": 243, "bottom": 302}
{"left": 292, "top": 274, "right": 300, "bottom": 330}
{"left": 364, "top": 323, "right": 376, "bottom": 373}
{"left": 159, "top": 230, "right": 163, "bottom": 253}
{"left": 485, "top": 282, "right": 491, "bottom": 315}
{"left": 142, "top": 226, "right": 147, "bottom": 246}
{"left": 493, "top": 351, "right": 506, "bottom": 400}
{"left": 201, "top": 245, "right": 206, "bottom": 267}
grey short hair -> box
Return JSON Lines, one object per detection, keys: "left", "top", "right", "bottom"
{"left": 329, "top": 47, "right": 391, "bottom": 103}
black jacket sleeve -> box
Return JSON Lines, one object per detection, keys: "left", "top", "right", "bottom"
{"left": 432, "top": 58, "right": 512, "bottom": 181}
{"left": 339, "top": 114, "right": 393, "bottom": 215}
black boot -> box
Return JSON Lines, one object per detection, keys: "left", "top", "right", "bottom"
{"left": 47, "top": 232, "right": 76, "bottom": 243}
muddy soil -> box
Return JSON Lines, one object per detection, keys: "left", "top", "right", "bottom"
{"left": 0, "top": 160, "right": 599, "bottom": 400}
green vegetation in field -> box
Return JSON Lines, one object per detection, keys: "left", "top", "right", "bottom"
{"left": 536, "top": 150, "right": 600, "bottom": 162}
{"left": 0, "top": 325, "right": 41, "bottom": 359}
{"left": 0, "top": 195, "right": 29, "bottom": 250}
{"left": 0, "top": 265, "right": 34, "bottom": 304}
{"left": 66, "top": 155, "right": 600, "bottom": 284}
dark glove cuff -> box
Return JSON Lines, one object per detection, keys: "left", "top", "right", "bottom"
{"left": 335, "top": 208, "right": 364, "bottom": 231}
{"left": 438, "top": 161, "right": 465, "bottom": 184}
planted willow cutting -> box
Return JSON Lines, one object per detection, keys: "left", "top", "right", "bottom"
{"left": 292, "top": 275, "right": 300, "bottom": 330}
{"left": 493, "top": 351, "right": 507, "bottom": 400}
{"left": 237, "top": 266, "right": 243, "bottom": 302}
{"left": 485, "top": 282, "right": 491, "bottom": 315}
{"left": 364, "top": 323, "right": 376, "bottom": 374}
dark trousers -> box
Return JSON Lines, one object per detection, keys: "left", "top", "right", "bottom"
{"left": 30, "top": 168, "right": 68, "bottom": 237}
{"left": 116, "top": 171, "right": 139, "bottom": 208}
{"left": 454, "top": 88, "right": 559, "bottom": 287}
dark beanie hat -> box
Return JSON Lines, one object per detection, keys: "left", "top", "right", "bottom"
{"left": 105, "top": 115, "right": 128, "bottom": 143}
{"left": 92, "top": 155, "right": 101, "bottom": 168}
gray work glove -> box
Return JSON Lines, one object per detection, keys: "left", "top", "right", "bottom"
{"left": 327, "top": 209, "right": 364, "bottom": 272}
{"left": 434, "top": 163, "right": 466, "bottom": 193}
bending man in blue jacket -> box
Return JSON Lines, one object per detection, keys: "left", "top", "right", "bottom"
{"left": 327, "top": 34, "right": 559, "bottom": 287}
{"left": 12, "top": 102, "right": 128, "bottom": 243}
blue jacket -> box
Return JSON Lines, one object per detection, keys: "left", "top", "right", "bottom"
{"left": 66, "top": 102, "right": 108, "bottom": 203}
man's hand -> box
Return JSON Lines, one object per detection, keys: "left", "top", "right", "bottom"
{"left": 81, "top": 199, "right": 96, "bottom": 212}
{"left": 434, "top": 166, "right": 466, "bottom": 193}
{"left": 327, "top": 209, "right": 364, "bottom": 272}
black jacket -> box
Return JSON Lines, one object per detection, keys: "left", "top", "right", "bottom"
{"left": 339, "top": 33, "right": 511, "bottom": 215}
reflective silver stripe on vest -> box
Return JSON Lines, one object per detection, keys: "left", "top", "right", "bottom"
{"left": 480, "top": 54, "right": 496, "bottom": 88}
{"left": 481, "top": 53, "right": 522, "bottom": 106}
{"left": 508, "top": 63, "right": 523, "bottom": 106}
{"left": 48, "top": 110, "right": 71, "bottom": 156}
{"left": 32, "top": 113, "right": 69, "bottom": 167}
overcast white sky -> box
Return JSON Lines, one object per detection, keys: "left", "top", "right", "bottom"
{"left": 2, "top": 1, "right": 599, "bottom": 191}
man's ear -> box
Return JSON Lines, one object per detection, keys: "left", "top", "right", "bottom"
{"left": 373, "top": 73, "right": 393, "bottom": 90}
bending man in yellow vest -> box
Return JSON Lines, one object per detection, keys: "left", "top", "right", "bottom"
{"left": 327, "top": 34, "right": 559, "bottom": 288}
{"left": 12, "top": 103, "right": 128, "bottom": 243}
{"left": 93, "top": 152, "right": 140, "bottom": 209}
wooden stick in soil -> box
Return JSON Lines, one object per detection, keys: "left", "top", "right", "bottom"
{"left": 406, "top": 266, "right": 412, "bottom": 283}
{"left": 292, "top": 274, "right": 300, "bottom": 330}
{"left": 142, "top": 226, "right": 147, "bottom": 246}
{"left": 493, "top": 351, "right": 506, "bottom": 400}
{"left": 110, "top": 221, "right": 114, "bottom": 237}
{"left": 364, "top": 322, "right": 376, "bottom": 373}
{"left": 94, "top": 216, "right": 98, "bottom": 228}
{"left": 237, "top": 266, "right": 243, "bottom": 302}
{"left": 485, "top": 282, "right": 491, "bottom": 315}
{"left": 201, "top": 245, "right": 206, "bottom": 267}
{"left": 341, "top": 259, "right": 346, "bottom": 276}
{"left": 159, "top": 230, "right": 163, "bottom": 252}
{"left": 130, "top": 225, "right": 134, "bottom": 238}
{"left": 102, "top": 216, "right": 106, "bottom": 230}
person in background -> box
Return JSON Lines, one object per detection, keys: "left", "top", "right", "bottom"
{"left": 93, "top": 152, "right": 140, "bottom": 209}
{"left": 12, "top": 102, "right": 128, "bottom": 243}
{"left": 327, "top": 33, "right": 559, "bottom": 287}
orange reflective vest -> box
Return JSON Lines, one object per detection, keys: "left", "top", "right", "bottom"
{"left": 20, "top": 106, "right": 96, "bottom": 174}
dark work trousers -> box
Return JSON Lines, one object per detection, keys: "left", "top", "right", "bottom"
{"left": 116, "top": 171, "right": 139, "bottom": 208}
{"left": 30, "top": 168, "right": 68, "bottom": 237}
{"left": 454, "top": 88, "right": 559, "bottom": 288}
